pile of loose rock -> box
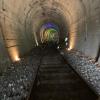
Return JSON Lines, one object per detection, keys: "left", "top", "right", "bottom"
{"left": 62, "top": 49, "right": 100, "bottom": 96}
{"left": 0, "top": 48, "right": 42, "bottom": 100}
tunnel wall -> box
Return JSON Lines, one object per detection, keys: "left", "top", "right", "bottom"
{"left": 0, "top": 0, "right": 35, "bottom": 61}
{"left": 0, "top": 0, "right": 100, "bottom": 64}
{"left": 73, "top": 0, "right": 100, "bottom": 63}
{"left": 0, "top": 23, "right": 9, "bottom": 73}
{"left": 0, "top": 27, "right": 8, "bottom": 62}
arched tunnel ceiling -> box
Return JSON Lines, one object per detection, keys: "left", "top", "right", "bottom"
{"left": 0, "top": 0, "right": 100, "bottom": 62}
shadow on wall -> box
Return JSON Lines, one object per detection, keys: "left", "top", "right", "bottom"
{"left": 0, "top": 31, "right": 10, "bottom": 74}
{"left": 95, "top": 43, "right": 100, "bottom": 62}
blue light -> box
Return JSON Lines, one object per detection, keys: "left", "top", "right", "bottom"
{"left": 42, "top": 22, "right": 59, "bottom": 32}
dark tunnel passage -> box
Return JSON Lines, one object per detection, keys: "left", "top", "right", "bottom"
{"left": 0, "top": 0, "right": 100, "bottom": 100}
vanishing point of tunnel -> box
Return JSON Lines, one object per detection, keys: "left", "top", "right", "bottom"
{"left": 0, "top": 0, "right": 100, "bottom": 100}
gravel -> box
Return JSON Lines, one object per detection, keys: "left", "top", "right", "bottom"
{"left": 0, "top": 48, "right": 42, "bottom": 100}
{"left": 62, "top": 49, "right": 100, "bottom": 96}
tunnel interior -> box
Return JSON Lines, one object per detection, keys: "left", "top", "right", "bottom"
{"left": 0, "top": 0, "right": 100, "bottom": 63}
{"left": 0, "top": 0, "right": 100, "bottom": 99}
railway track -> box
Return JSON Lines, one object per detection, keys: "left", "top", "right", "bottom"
{"left": 28, "top": 45, "right": 98, "bottom": 100}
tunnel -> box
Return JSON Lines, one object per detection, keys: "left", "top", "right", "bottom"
{"left": 0, "top": 0, "right": 100, "bottom": 100}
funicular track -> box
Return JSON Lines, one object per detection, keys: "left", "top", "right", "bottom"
{"left": 28, "top": 44, "right": 98, "bottom": 100}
